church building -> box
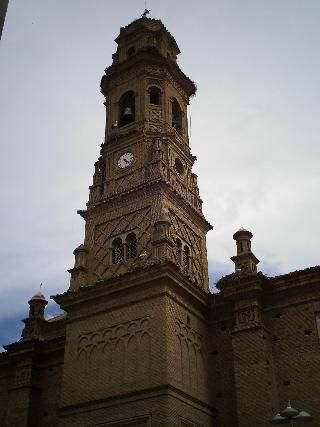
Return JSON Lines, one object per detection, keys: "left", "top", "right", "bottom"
{"left": 1, "top": 16, "right": 320, "bottom": 427}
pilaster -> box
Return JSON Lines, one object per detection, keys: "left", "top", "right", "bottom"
{"left": 4, "top": 341, "right": 43, "bottom": 427}
{"left": 218, "top": 273, "right": 279, "bottom": 427}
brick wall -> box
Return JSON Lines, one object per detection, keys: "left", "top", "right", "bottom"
{"left": 270, "top": 298, "right": 320, "bottom": 423}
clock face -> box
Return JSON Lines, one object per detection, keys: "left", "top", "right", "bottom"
{"left": 117, "top": 152, "right": 134, "bottom": 169}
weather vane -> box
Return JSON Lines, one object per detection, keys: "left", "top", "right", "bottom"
{"left": 40, "top": 283, "right": 43, "bottom": 291}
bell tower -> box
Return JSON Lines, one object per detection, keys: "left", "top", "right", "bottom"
{"left": 54, "top": 16, "right": 215, "bottom": 427}
{"left": 70, "top": 16, "right": 212, "bottom": 292}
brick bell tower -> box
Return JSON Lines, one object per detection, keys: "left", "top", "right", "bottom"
{"left": 53, "top": 15, "right": 214, "bottom": 426}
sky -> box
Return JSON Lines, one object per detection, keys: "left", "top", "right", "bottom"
{"left": 0, "top": 0, "right": 319, "bottom": 348}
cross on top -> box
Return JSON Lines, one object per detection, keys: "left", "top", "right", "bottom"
{"left": 141, "top": 8, "right": 151, "bottom": 18}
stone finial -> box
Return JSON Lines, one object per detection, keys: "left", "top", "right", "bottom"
{"left": 28, "top": 292, "right": 48, "bottom": 320}
{"left": 231, "top": 228, "right": 259, "bottom": 274}
{"left": 73, "top": 244, "right": 88, "bottom": 268}
{"left": 68, "top": 244, "right": 89, "bottom": 291}
{"left": 21, "top": 291, "right": 48, "bottom": 341}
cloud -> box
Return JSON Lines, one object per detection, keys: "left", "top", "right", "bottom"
{"left": 0, "top": 1, "right": 319, "bottom": 347}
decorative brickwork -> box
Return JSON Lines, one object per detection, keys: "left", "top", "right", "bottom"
{"left": 91, "top": 206, "right": 152, "bottom": 279}
{"left": 0, "top": 15, "right": 320, "bottom": 427}
{"left": 77, "top": 316, "right": 152, "bottom": 385}
{"left": 174, "top": 318, "right": 205, "bottom": 391}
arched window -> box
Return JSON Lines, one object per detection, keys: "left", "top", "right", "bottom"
{"left": 127, "top": 46, "right": 135, "bottom": 57}
{"left": 126, "top": 233, "right": 137, "bottom": 259}
{"left": 149, "top": 86, "right": 161, "bottom": 105}
{"left": 112, "top": 238, "right": 124, "bottom": 264}
{"left": 119, "top": 91, "right": 135, "bottom": 127}
{"left": 172, "top": 98, "right": 182, "bottom": 134}
{"left": 183, "top": 245, "right": 190, "bottom": 271}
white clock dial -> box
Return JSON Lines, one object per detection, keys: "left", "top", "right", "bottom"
{"left": 117, "top": 152, "right": 134, "bottom": 169}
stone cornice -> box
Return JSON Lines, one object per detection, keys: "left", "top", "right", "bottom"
{"left": 230, "top": 251, "right": 260, "bottom": 265}
{"left": 52, "top": 262, "right": 209, "bottom": 321}
{"left": 215, "top": 272, "right": 267, "bottom": 300}
{"left": 212, "top": 266, "right": 320, "bottom": 307}
{"left": 3, "top": 334, "right": 65, "bottom": 359}
{"left": 3, "top": 339, "right": 44, "bottom": 357}
{"left": 81, "top": 180, "right": 212, "bottom": 232}
{"left": 101, "top": 50, "right": 196, "bottom": 98}
{"left": 268, "top": 265, "right": 320, "bottom": 285}
{"left": 58, "top": 383, "right": 215, "bottom": 417}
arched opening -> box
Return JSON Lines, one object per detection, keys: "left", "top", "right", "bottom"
{"left": 126, "top": 233, "right": 137, "bottom": 260}
{"left": 112, "top": 238, "right": 124, "bottom": 264}
{"left": 172, "top": 98, "right": 182, "bottom": 134}
{"left": 119, "top": 91, "right": 135, "bottom": 127}
{"left": 174, "top": 158, "right": 184, "bottom": 175}
{"left": 127, "top": 46, "right": 135, "bottom": 57}
{"left": 149, "top": 86, "right": 161, "bottom": 105}
{"left": 183, "top": 245, "right": 190, "bottom": 271}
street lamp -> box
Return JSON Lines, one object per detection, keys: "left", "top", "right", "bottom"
{"left": 271, "top": 401, "right": 312, "bottom": 425}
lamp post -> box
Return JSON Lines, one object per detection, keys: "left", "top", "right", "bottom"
{"left": 271, "top": 401, "right": 312, "bottom": 425}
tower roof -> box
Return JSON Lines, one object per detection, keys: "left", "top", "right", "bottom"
{"left": 233, "top": 228, "right": 253, "bottom": 240}
{"left": 30, "top": 291, "right": 46, "bottom": 301}
{"left": 115, "top": 17, "right": 180, "bottom": 54}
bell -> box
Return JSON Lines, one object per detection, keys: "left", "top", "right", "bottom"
{"left": 123, "top": 106, "right": 133, "bottom": 116}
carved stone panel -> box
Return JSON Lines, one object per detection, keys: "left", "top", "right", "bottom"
{"left": 234, "top": 305, "right": 262, "bottom": 332}
{"left": 148, "top": 105, "right": 163, "bottom": 122}
{"left": 14, "top": 366, "right": 32, "bottom": 388}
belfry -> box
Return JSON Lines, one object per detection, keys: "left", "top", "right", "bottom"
{"left": 69, "top": 15, "right": 212, "bottom": 292}
{"left": 1, "top": 15, "right": 320, "bottom": 427}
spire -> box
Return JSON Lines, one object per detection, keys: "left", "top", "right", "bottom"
{"left": 230, "top": 228, "right": 259, "bottom": 274}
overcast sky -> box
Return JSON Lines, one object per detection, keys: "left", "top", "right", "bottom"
{"left": 1, "top": 0, "right": 319, "bottom": 348}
